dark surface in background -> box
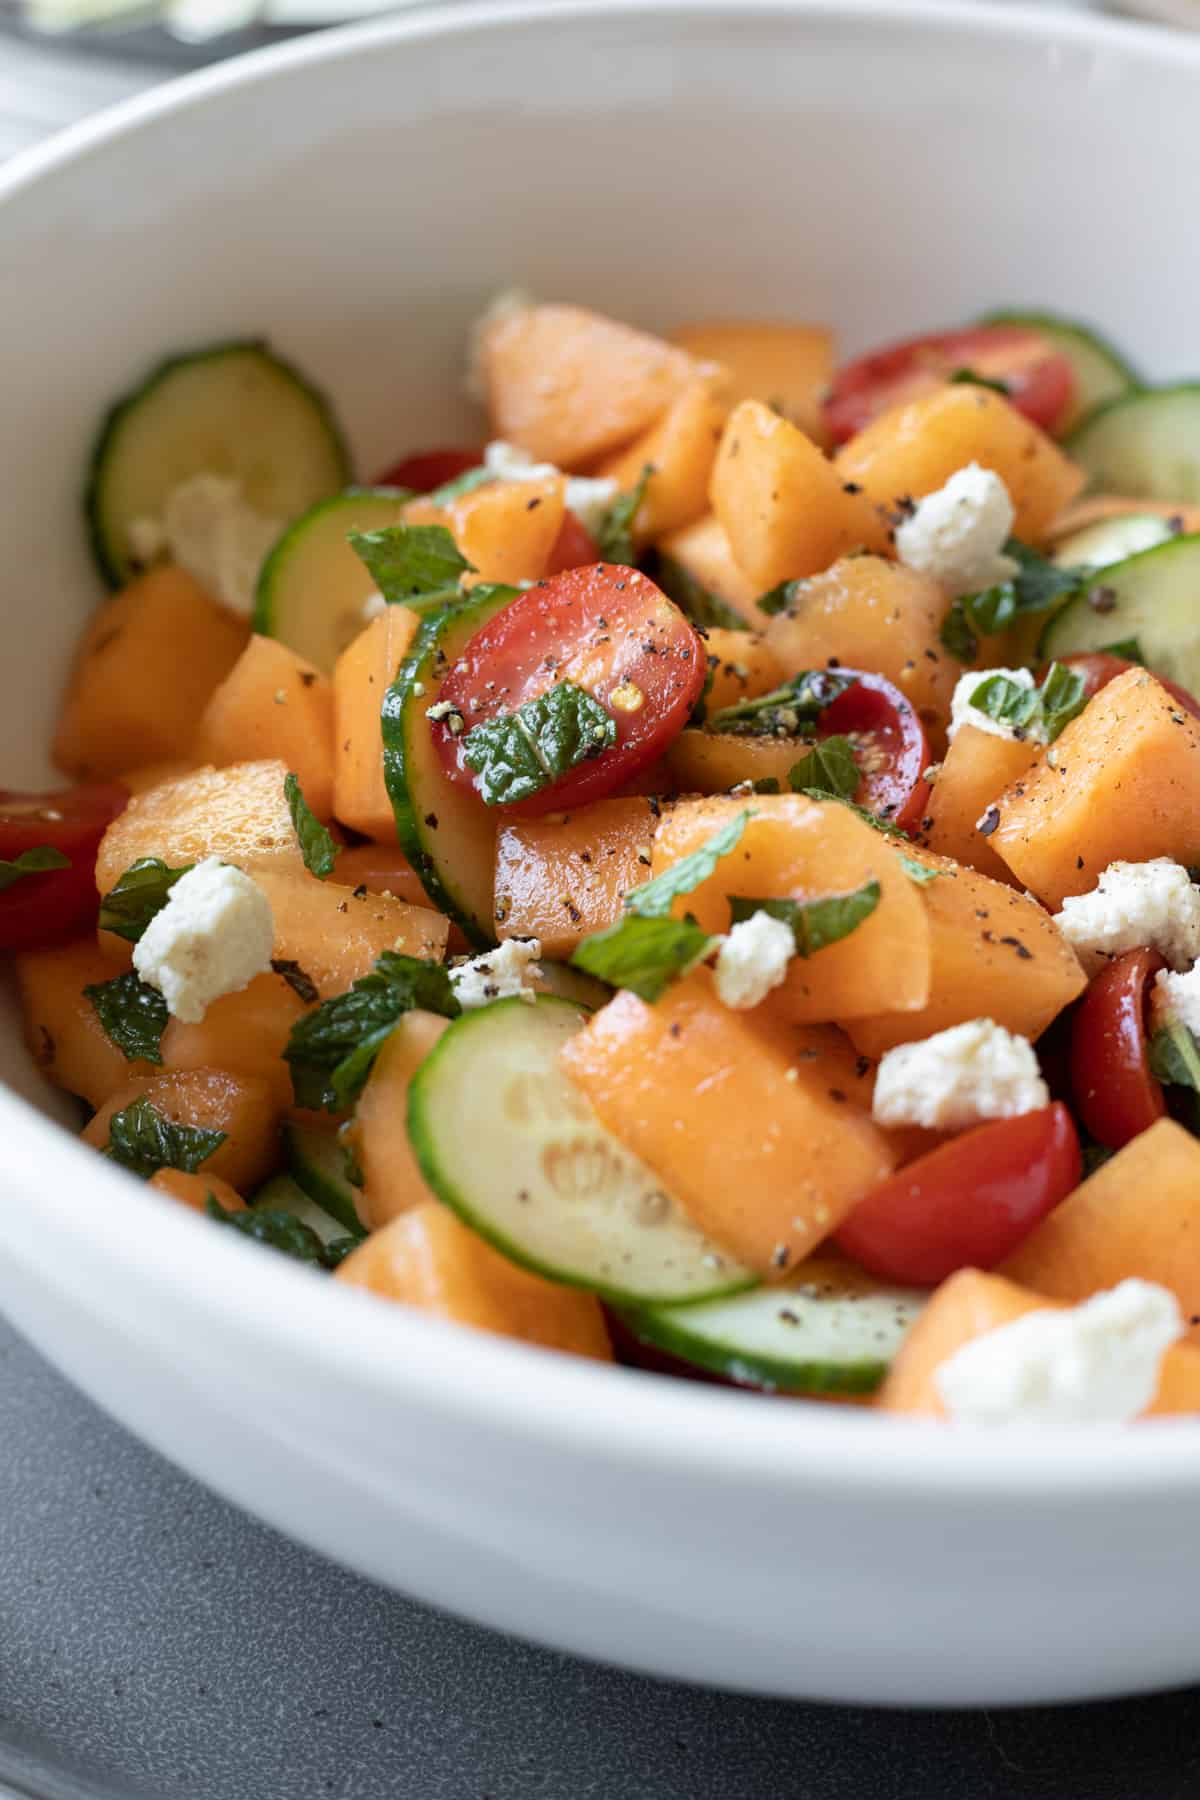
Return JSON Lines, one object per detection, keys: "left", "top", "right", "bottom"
{"left": 0, "top": 1319, "right": 1198, "bottom": 1800}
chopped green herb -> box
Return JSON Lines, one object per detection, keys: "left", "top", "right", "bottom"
{"left": 940, "top": 539, "right": 1087, "bottom": 662}
{"left": 754, "top": 579, "right": 803, "bottom": 619}
{"left": 966, "top": 661, "right": 1088, "bottom": 745}
{"left": 898, "top": 854, "right": 940, "bottom": 885}
{"left": 1081, "top": 1140, "right": 1114, "bottom": 1177}
{"left": 708, "top": 669, "right": 855, "bottom": 737}
{"left": 652, "top": 552, "right": 751, "bottom": 630}
{"left": 0, "top": 845, "right": 70, "bottom": 892}
{"left": 1149, "top": 1019, "right": 1200, "bottom": 1093}
{"left": 205, "top": 1195, "right": 341, "bottom": 1269}
{"left": 271, "top": 959, "right": 319, "bottom": 1006}
{"left": 948, "top": 368, "right": 1011, "bottom": 396}
{"left": 1099, "top": 636, "right": 1145, "bottom": 664}
{"left": 105, "top": 1096, "right": 225, "bottom": 1179}
{"left": 461, "top": 680, "right": 616, "bottom": 807}
{"left": 428, "top": 466, "right": 494, "bottom": 504}
{"left": 84, "top": 971, "right": 168, "bottom": 1064}
{"left": 728, "top": 881, "right": 881, "bottom": 958}
{"left": 285, "top": 951, "right": 460, "bottom": 1111}
{"left": 785, "top": 735, "right": 860, "bottom": 801}
{"left": 348, "top": 522, "right": 476, "bottom": 613}
{"left": 750, "top": 777, "right": 781, "bottom": 794}
{"left": 625, "top": 808, "right": 753, "bottom": 919}
{"left": 284, "top": 772, "right": 340, "bottom": 880}
{"left": 98, "top": 857, "right": 191, "bottom": 943}
{"left": 594, "top": 465, "right": 653, "bottom": 566}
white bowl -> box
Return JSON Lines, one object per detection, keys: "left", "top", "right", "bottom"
{"left": 3, "top": 0, "right": 1200, "bottom": 1709}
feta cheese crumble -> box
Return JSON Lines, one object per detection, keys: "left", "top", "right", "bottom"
{"left": 935, "top": 1280, "right": 1183, "bottom": 1426}
{"left": 128, "top": 474, "right": 282, "bottom": 617}
{"left": 894, "top": 463, "right": 1019, "bottom": 597}
{"left": 451, "top": 937, "right": 542, "bottom": 1009}
{"left": 713, "top": 911, "right": 794, "bottom": 1011}
{"left": 132, "top": 858, "right": 274, "bottom": 1025}
{"left": 464, "top": 286, "right": 535, "bottom": 405}
{"left": 948, "top": 666, "right": 1037, "bottom": 743}
{"left": 1054, "top": 859, "right": 1200, "bottom": 975}
{"left": 871, "top": 1018, "right": 1048, "bottom": 1131}
{"left": 1152, "top": 959, "right": 1200, "bottom": 1037}
{"left": 482, "top": 440, "right": 618, "bottom": 539}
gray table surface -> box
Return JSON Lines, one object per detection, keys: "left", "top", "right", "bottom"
{"left": 3, "top": 29, "right": 1200, "bottom": 1799}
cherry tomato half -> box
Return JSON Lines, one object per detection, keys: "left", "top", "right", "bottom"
{"left": 816, "top": 670, "right": 932, "bottom": 834}
{"left": 823, "top": 325, "right": 1075, "bottom": 445}
{"left": 0, "top": 783, "right": 128, "bottom": 951}
{"left": 375, "top": 446, "right": 483, "bottom": 493}
{"left": 544, "top": 511, "right": 601, "bottom": 575}
{"left": 432, "top": 564, "right": 706, "bottom": 816}
{"left": 1069, "top": 947, "right": 1168, "bottom": 1151}
{"left": 835, "top": 1103, "right": 1081, "bottom": 1285}
{"left": 1043, "top": 652, "right": 1200, "bottom": 723}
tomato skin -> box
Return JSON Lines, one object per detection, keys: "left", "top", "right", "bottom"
{"left": 824, "top": 325, "right": 1075, "bottom": 444}
{"left": 835, "top": 1103, "right": 1082, "bottom": 1285}
{"left": 432, "top": 564, "right": 706, "bottom": 815}
{"left": 1069, "top": 947, "right": 1167, "bottom": 1150}
{"left": 375, "top": 446, "right": 483, "bottom": 493}
{"left": 817, "top": 670, "right": 932, "bottom": 833}
{"left": 544, "top": 510, "right": 601, "bottom": 575}
{"left": 0, "top": 783, "right": 129, "bottom": 951}
{"left": 1047, "top": 651, "right": 1200, "bottom": 723}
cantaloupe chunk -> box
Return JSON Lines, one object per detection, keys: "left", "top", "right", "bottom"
{"left": 657, "top": 513, "right": 763, "bottom": 626}
{"left": 252, "top": 868, "right": 447, "bottom": 999}
{"left": 307, "top": 843, "right": 427, "bottom": 910}
{"left": 494, "top": 796, "right": 661, "bottom": 959}
{"left": 878, "top": 1267, "right": 1200, "bottom": 1415}
{"left": 833, "top": 385, "right": 1084, "bottom": 543}
{"left": 193, "top": 636, "right": 335, "bottom": 820}
{"left": 150, "top": 1168, "right": 246, "bottom": 1214}
{"left": 332, "top": 607, "right": 421, "bottom": 844}
{"left": 921, "top": 725, "right": 1037, "bottom": 883}
{"left": 336, "top": 1199, "right": 613, "bottom": 1359}
{"left": 762, "top": 555, "right": 957, "bottom": 741}
{"left": 54, "top": 567, "right": 249, "bottom": 780}
{"left": 479, "top": 301, "right": 700, "bottom": 469}
{"left": 710, "top": 401, "right": 890, "bottom": 589}
{"left": 450, "top": 475, "right": 566, "bottom": 585}
{"left": 159, "top": 972, "right": 305, "bottom": 1108}
{"left": 649, "top": 794, "right": 930, "bottom": 1023}
{"left": 669, "top": 321, "right": 834, "bottom": 445}
{"left": 596, "top": 376, "right": 729, "bottom": 543}
{"left": 350, "top": 1011, "right": 449, "bottom": 1229}
{"left": 1049, "top": 495, "right": 1200, "bottom": 541}
{"left": 989, "top": 669, "right": 1200, "bottom": 909}
{"left": 848, "top": 845, "right": 1085, "bottom": 1058}
{"left": 560, "top": 970, "right": 896, "bottom": 1276}
{"left": 83, "top": 1067, "right": 278, "bottom": 1193}
{"left": 998, "top": 1120, "right": 1200, "bottom": 1339}
{"left": 665, "top": 729, "right": 799, "bottom": 795}
{"left": 16, "top": 938, "right": 154, "bottom": 1106}
{"left": 95, "top": 759, "right": 304, "bottom": 895}
{"left": 118, "top": 760, "right": 197, "bottom": 797}
{"left": 699, "top": 629, "right": 783, "bottom": 713}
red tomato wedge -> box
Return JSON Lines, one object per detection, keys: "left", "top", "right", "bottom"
{"left": 432, "top": 564, "right": 706, "bottom": 815}
{"left": 824, "top": 325, "right": 1075, "bottom": 444}
{"left": 375, "top": 446, "right": 483, "bottom": 493}
{"left": 835, "top": 1103, "right": 1082, "bottom": 1285}
{"left": 1069, "top": 947, "right": 1168, "bottom": 1150}
{"left": 1045, "top": 651, "right": 1200, "bottom": 723}
{"left": 544, "top": 510, "right": 601, "bottom": 575}
{"left": 816, "top": 669, "right": 932, "bottom": 834}
{"left": 0, "top": 783, "right": 128, "bottom": 951}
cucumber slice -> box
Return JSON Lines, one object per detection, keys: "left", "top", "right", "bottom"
{"left": 407, "top": 994, "right": 755, "bottom": 1305}
{"left": 283, "top": 1120, "right": 365, "bottom": 1238}
{"left": 1066, "top": 386, "right": 1200, "bottom": 501}
{"left": 617, "top": 1257, "right": 926, "bottom": 1395}
{"left": 1040, "top": 532, "right": 1200, "bottom": 688}
{"left": 87, "top": 339, "right": 351, "bottom": 588}
{"left": 251, "top": 1173, "right": 350, "bottom": 1247}
{"left": 979, "top": 310, "right": 1139, "bottom": 434}
{"left": 652, "top": 552, "right": 752, "bottom": 631}
{"left": 381, "top": 587, "right": 515, "bottom": 949}
{"left": 253, "top": 488, "right": 412, "bottom": 672}
{"left": 1052, "top": 513, "right": 1177, "bottom": 572}
{"left": 535, "top": 960, "right": 613, "bottom": 1012}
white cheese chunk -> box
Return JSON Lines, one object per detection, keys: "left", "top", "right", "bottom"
{"left": 463, "top": 286, "right": 536, "bottom": 405}
{"left": 713, "top": 911, "right": 794, "bottom": 1011}
{"left": 1054, "top": 859, "right": 1200, "bottom": 975}
{"left": 128, "top": 474, "right": 282, "bottom": 617}
{"left": 948, "top": 666, "right": 1039, "bottom": 743}
{"left": 894, "top": 463, "right": 1018, "bottom": 597}
{"left": 872, "top": 1018, "right": 1048, "bottom": 1131}
{"left": 451, "top": 937, "right": 542, "bottom": 1009}
{"left": 935, "top": 1280, "right": 1183, "bottom": 1426}
{"left": 482, "top": 439, "right": 618, "bottom": 539}
{"left": 132, "top": 858, "right": 274, "bottom": 1025}
{"left": 1152, "top": 961, "right": 1200, "bottom": 1037}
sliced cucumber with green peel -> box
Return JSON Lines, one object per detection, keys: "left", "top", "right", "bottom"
{"left": 382, "top": 587, "right": 515, "bottom": 948}
{"left": 252, "top": 1173, "right": 352, "bottom": 1247}
{"left": 980, "top": 310, "right": 1138, "bottom": 434}
{"left": 253, "top": 488, "right": 412, "bottom": 672}
{"left": 1040, "top": 533, "right": 1200, "bottom": 689}
{"left": 283, "top": 1120, "right": 365, "bottom": 1237}
{"left": 1066, "top": 386, "right": 1200, "bottom": 501}
{"left": 652, "top": 552, "right": 751, "bottom": 632}
{"left": 617, "top": 1257, "right": 926, "bottom": 1395}
{"left": 1051, "top": 512, "right": 1177, "bottom": 573}
{"left": 87, "top": 339, "right": 352, "bottom": 587}
{"left": 407, "top": 995, "right": 755, "bottom": 1306}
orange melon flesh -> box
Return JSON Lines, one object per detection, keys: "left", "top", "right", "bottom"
{"left": 649, "top": 794, "right": 931, "bottom": 1023}
{"left": 1050, "top": 495, "right": 1200, "bottom": 541}
{"left": 560, "top": 970, "right": 897, "bottom": 1276}
{"left": 150, "top": 1168, "right": 246, "bottom": 1214}
{"left": 847, "top": 844, "right": 1085, "bottom": 1059}
{"left": 597, "top": 375, "right": 729, "bottom": 543}
{"left": 159, "top": 972, "right": 305, "bottom": 1109}
{"left": 710, "top": 400, "right": 891, "bottom": 589}
{"left": 833, "top": 385, "right": 1085, "bottom": 543}
{"left": 665, "top": 730, "right": 799, "bottom": 795}
{"left": 669, "top": 320, "right": 835, "bottom": 446}
{"left": 450, "top": 475, "right": 566, "bottom": 585}
{"left": 335, "top": 1199, "right": 613, "bottom": 1360}
{"left": 699, "top": 629, "right": 783, "bottom": 713}
{"left": 252, "top": 868, "right": 447, "bottom": 999}
{"left": 317, "top": 842, "right": 430, "bottom": 911}
{"left": 657, "top": 513, "right": 763, "bottom": 626}
{"left": 193, "top": 635, "right": 336, "bottom": 821}
{"left": 16, "top": 938, "right": 155, "bottom": 1107}
{"left": 479, "top": 302, "right": 700, "bottom": 469}
{"left": 351, "top": 1011, "right": 450, "bottom": 1229}
{"left": 95, "top": 759, "right": 304, "bottom": 896}
{"left": 989, "top": 668, "right": 1200, "bottom": 909}
{"left": 53, "top": 566, "right": 248, "bottom": 781}
{"left": 332, "top": 607, "right": 422, "bottom": 845}
{"left": 118, "top": 760, "right": 198, "bottom": 798}
{"left": 494, "top": 796, "right": 662, "bottom": 959}
{"left": 83, "top": 1067, "right": 279, "bottom": 1194}
{"left": 998, "top": 1119, "right": 1200, "bottom": 1342}
{"left": 921, "top": 725, "right": 1037, "bottom": 883}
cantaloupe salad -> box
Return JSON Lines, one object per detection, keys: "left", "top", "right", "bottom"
{"left": 6, "top": 296, "right": 1200, "bottom": 1420}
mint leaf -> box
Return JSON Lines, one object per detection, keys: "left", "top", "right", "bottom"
{"left": 1149, "top": 1019, "right": 1200, "bottom": 1092}
{"left": 899, "top": 854, "right": 940, "bottom": 885}
{"left": 205, "top": 1195, "right": 338, "bottom": 1269}
{"left": 0, "top": 845, "right": 70, "bottom": 892}
{"left": 755, "top": 580, "right": 803, "bottom": 619}
{"left": 271, "top": 959, "right": 319, "bottom": 1005}
{"left": 84, "top": 972, "right": 168, "bottom": 1064}
{"left": 348, "top": 522, "right": 476, "bottom": 612}
{"left": 1100, "top": 636, "right": 1145, "bottom": 663}
{"left": 461, "top": 681, "right": 616, "bottom": 807}
{"left": 284, "top": 772, "right": 340, "bottom": 880}
{"left": 98, "top": 857, "right": 191, "bottom": 943}
{"left": 595, "top": 464, "right": 653, "bottom": 566}
{"left": 949, "top": 368, "right": 1011, "bottom": 396}
{"left": 284, "top": 950, "right": 460, "bottom": 1111}
{"left": 105, "top": 1096, "right": 225, "bottom": 1178}
{"left": 652, "top": 552, "right": 751, "bottom": 630}
{"left": 625, "top": 808, "right": 754, "bottom": 918}
{"left": 728, "top": 881, "right": 880, "bottom": 958}
{"left": 708, "top": 669, "right": 855, "bottom": 737}
{"left": 967, "top": 661, "right": 1088, "bottom": 745}
{"left": 570, "top": 912, "right": 718, "bottom": 1002}
{"left": 940, "top": 539, "right": 1086, "bottom": 662}
{"left": 429, "top": 466, "right": 493, "bottom": 503}
{"left": 785, "top": 735, "right": 860, "bottom": 801}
